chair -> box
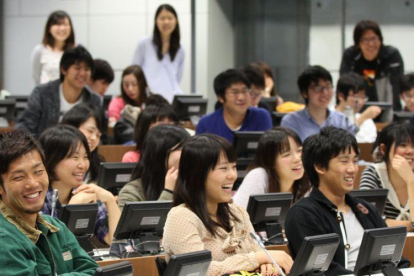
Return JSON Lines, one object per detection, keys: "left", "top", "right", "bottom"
{"left": 155, "top": 257, "right": 167, "bottom": 276}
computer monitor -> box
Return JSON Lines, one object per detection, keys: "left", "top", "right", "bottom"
{"left": 354, "top": 226, "right": 407, "bottom": 276}
{"left": 360, "top": 102, "right": 393, "bottom": 122}
{"left": 97, "top": 162, "right": 136, "bottom": 195}
{"left": 7, "top": 96, "right": 28, "bottom": 120}
{"left": 289, "top": 233, "right": 340, "bottom": 276}
{"left": 247, "top": 193, "right": 293, "bottom": 244}
{"left": 233, "top": 131, "right": 264, "bottom": 159}
{"left": 114, "top": 201, "right": 172, "bottom": 254}
{"left": 271, "top": 112, "right": 287, "bottom": 127}
{"left": 164, "top": 250, "right": 212, "bottom": 276}
{"left": 172, "top": 95, "right": 202, "bottom": 109}
{"left": 393, "top": 111, "right": 414, "bottom": 123}
{"left": 59, "top": 203, "right": 99, "bottom": 254}
{"left": 349, "top": 189, "right": 389, "bottom": 215}
{"left": 260, "top": 97, "right": 279, "bottom": 112}
{"left": 174, "top": 98, "right": 208, "bottom": 124}
{"left": 0, "top": 99, "right": 16, "bottom": 123}
{"left": 94, "top": 261, "right": 133, "bottom": 276}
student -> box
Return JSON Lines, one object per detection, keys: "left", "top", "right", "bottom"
{"left": 17, "top": 46, "right": 101, "bottom": 137}
{"left": 87, "top": 59, "right": 115, "bottom": 102}
{"left": 31, "top": 10, "right": 75, "bottom": 85}
{"left": 233, "top": 127, "right": 310, "bottom": 209}
{"left": 285, "top": 126, "right": 410, "bottom": 275}
{"left": 120, "top": 103, "right": 178, "bottom": 161}
{"left": 108, "top": 65, "right": 148, "bottom": 122}
{"left": 132, "top": 4, "right": 184, "bottom": 103}
{"left": 281, "top": 65, "right": 358, "bottom": 142}
{"left": 39, "top": 125, "right": 120, "bottom": 245}
{"left": 359, "top": 121, "right": 414, "bottom": 230}
{"left": 118, "top": 125, "right": 190, "bottom": 211}
{"left": 399, "top": 73, "right": 414, "bottom": 112}
{"left": 0, "top": 129, "right": 97, "bottom": 275}
{"left": 162, "top": 134, "right": 293, "bottom": 276}
{"left": 61, "top": 103, "right": 105, "bottom": 183}
{"left": 340, "top": 20, "right": 404, "bottom": 110}
{"left": 335, "top": 72, "right": 381, "bottom": 143}
{"left": 196, "top": 69, "right": 273, "bottom": 143}
{"left": 251, "top": 61, "right": 277, "bottom": 99}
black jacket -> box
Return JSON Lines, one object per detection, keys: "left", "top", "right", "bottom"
{"left": 340, "top": 45, "right": 404, "bottom": 110}
{"left": 285, "top": 187, "right": 410, "bottom": 276}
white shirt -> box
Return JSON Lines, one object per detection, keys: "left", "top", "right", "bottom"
{"left": 344, "top": 208, "right": 364, "bottom": 270}
{"left": 59, "top": 84, "right": 81, "bottom": 122}
{"left": 355, "top": 113, "right": 377, "bottom": 143}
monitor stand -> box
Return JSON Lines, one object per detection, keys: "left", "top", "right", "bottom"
{"left": 133, "top": 232, "right": 161, "bottom": 255}
{"left": 77, "top": 235, "right": 94, "bottom": 256}
{"left": 303, "top": 270, "right": 325, "bottom": 276}
{"left": 260, "top": 222, "right": 285, "bottom": 245}
{"left": 367, "top": 261, "right": 402, "bottom": 276}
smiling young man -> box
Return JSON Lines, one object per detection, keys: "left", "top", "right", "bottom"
{"left": 17, "top": 46, "right": 101, "bottom": 137}
{"left": 196, "top": 69, "right": 272, "bottom": 143}
{"left": 285, "top": 127, "right": 410, "bottom": 276}
{"left": 0, "top": 129, "right": 97, "bottom": 275}
{"left": 340, "top": 20, "right": 404, "bottom": 110}
{"left": 281, "top": 65, "right": 358, "bottom": 141}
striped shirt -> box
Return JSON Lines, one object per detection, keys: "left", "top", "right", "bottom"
{"left": 359, "top": 165, "right": 409, "bottom": 220}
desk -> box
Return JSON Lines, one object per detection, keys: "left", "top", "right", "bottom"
{"left": 97, "top": 145, "right": 135, "bottom": 162}
{"left": 98, "top": 236, "right": 414, "bottom": 276}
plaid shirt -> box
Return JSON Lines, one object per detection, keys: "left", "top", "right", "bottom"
{"left": 41, "top": 187, "right": 109, "bottom": 245}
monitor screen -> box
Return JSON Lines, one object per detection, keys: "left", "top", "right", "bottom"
{"left": 290, "top": 233, "right": 340, "bottom": 276}
{"left": 233, "top": 131, "right": 264, "bottom": 159}
{"left": 172, "top": 95, "right": 202, "bottom": 109}
{"left": 164, "top": 250, "right": 212, "bottom": 276}
{"left": 349, "top": 189, "right": 389, "bottom": 215}
{"left": 114, "top": 201, "right": 172, "bottom": 240}
{"left": 361, "top": 102, "right": 393, "bottom": 122}
{"left": 354, "top": 226, "right": 407, "bottom": 276}
{"left": 97, "top": 162, "right": 136, "bottom": 195}
{"left": 94, "top": 261, "right": 133, "bottom": 276}
{"left": 260, "top": 97, "right": 279, "bottom": 112}
{"left": 0, "top": 98, "right": 16, "bottom": 122}
{"left": 59, "top": 203, "right": 99, "bottom": 236}
{"left": 174, "top": 98, "right": 208, "bottom": 122}
{"left": 393, "top": 111, "right": 414, "bottom": 123}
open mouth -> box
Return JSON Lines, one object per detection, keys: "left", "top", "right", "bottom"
{"left": 222, "top": 185, "right": 233, "bottom": 192}
{"left": 292, "top": 166, "right": 303, "bottom": 172}
{"left": 344, "top": 176, "right": 354, "bottom": 185}
{"left": 24, "top": 191, "right": 41, "bottom": 200}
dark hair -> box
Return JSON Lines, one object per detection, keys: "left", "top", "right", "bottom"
{"left": 399, "top": 74, "right": 414, "bottom": 95}
{"left": 145, "top": 94, "right": 169, "bottom": 106}
{"left": 353, "top": 20, "right": 383, "bottom": 47}
{"left": 372, "top": 121, "right": 414, "bottom": 164}
{"left": 153, "top": 4, "right": 181, "bottom": 61}
{"left": 42, "top": 10, "right": 75, "bottom": 50}
{"left": 242, "top": 64, "right": 265, "bottom": 90}
{"left": 298, "top": 65, "right": 332, "bottom": 105}
{"left": 131, "top": 125, "right": 190, "bottom": 200}
{"left": 60, "top": 46, "right": 94, "bottom": 82}
{"left": 39, "top": 125, "right": 91, "bottom": 184}
{"left": 248, "top": 127, "right": 310, "bottom": 202}
{"left": 302, "top": 127, "right": 359, "bottom": 187}
{"left": 61, "top": 103, "right": 106, "bottom": 183}
{"left": 336, "top": 72, "right": 365, "bottom": 105}
{"left": 174, "top": 134, "right": 239, "bottom": 236}
{"left": 213, "top": 69, "right": 251, "bottom": 100}
{"left": 0, "top": 130, "right": 45, "bottom": 188}
{"left": 120, "top": 65, "right": 148, "bottom": 107}
{"left": 91, "top": 59, "right": 114, "bottom": 83}
{"left": 251, "top": 61, "right": 276, "bottom": 96}
{"left": 133, "top": 103, "right": 178, "bottom": 152}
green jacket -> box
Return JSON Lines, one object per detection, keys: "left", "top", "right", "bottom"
{"left": 0, "top": 201, "right": 98, "bottom": 275}
{"left": 118, "top": 178, "right": 173, "bottom": 212}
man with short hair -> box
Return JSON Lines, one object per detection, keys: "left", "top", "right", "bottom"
{"left": 196, "top": 69, "right": 272, "bottom": 143}
{"left": 17, "top": 46, "right": 101, "bottom": 136}
{"left": 281, "top": 65, "right": 358, "bottom": 141}
{"left": 285, "top": 127, "right": 410, "bottom": 275}
{"left": 87, "top": 58, "right": 115, "bottom": 101}
{"left": 0, "top": 129, "right": 98, "bottom": 275}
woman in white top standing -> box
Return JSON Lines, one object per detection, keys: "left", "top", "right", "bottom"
{"left": 132, "top": 4, "right": 184, "bottom": 103}
{"left": 31, "top": 10, "right": 75, "bottom": 85}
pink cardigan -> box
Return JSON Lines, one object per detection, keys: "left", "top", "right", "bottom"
{"left": 107, "top": 97, "right": 125, "bottom": 120}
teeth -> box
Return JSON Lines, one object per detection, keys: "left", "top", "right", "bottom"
{"left": 293, "top": 166, "right": 302, "bottom": 170}
{"left": 25, "top": 192, "right": 40, "bottom": 199}
{"left": 345, "top": 177, "right": 354, "bottom": 182}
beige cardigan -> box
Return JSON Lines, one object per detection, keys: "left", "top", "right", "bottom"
{"left": 162, "top": 203, "right": 261, "bottom": 276}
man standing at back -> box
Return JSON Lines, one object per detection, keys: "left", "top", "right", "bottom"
{"left": 0, "top": 129, "right": 98, "bottom": 275}
{"left": 196, "top": 69, "right": 272, "bottom": 143}
{"left": 17, "top": 46, "right": 101, "bottom": 136}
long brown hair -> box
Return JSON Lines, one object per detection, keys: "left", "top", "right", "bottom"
{"left": 120, "top": 65, "right": 148, "bottom": 107}
{"left": 42, "top": 10, "right": 75, "bottom": 50}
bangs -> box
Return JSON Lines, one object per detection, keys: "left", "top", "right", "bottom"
{"left": 394, "top": 128, "right": 414, "bottom": 148}
{"left": 278, "top": 134, "right": 291, "bottom": 154}
{"left": 66, "top": 141, "right": 83, "bottom": 158}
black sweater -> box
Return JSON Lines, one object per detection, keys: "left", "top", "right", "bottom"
{"left": 285, "top": 187, "right": 410, "bottom": 276}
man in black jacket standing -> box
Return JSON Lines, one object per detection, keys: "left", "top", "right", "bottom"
{"left": 285, "top": 126, "right": 410, "bottom": 276}
{"left": 17, "top": 46, "right": 101, "bottom": 137}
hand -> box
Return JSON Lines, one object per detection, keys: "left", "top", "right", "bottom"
{"left": 69, "top": 190, "right": 97, "bottom": 204}
{"left": 72, "top": 184, "right": 115, "bottom": 204}
{"left": 391, "top": 155, "right": 414, "bottom": 184}
{"left": 362, "top": 106, "right": 381, "bottom": 120}
{"left": 260, "top": 263, "right": 277, "bottom": 276}
{"left": 268, "top": 250, "right": 293, "bottom": 274}
{"left": 164, "top": 166, "right": 178, "bottom": 191}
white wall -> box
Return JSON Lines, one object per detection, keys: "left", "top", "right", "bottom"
{"left": 2, "top": 0, "right": 192, "bottom": 97}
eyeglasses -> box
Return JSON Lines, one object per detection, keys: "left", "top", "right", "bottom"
{"left": 403, "top": 94, "right": 414, "bottom": 101}
{"left": 360, "top": 36, "right": 380, "bottom": 45}
{"left": 311, "top": 85, "right": 333, "bottom": 93}
{"left": 227, "top": 88, "right": 251, "bottom": 97}
{"left": 250, "top": 88, "right": 264, "bottom": 98}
